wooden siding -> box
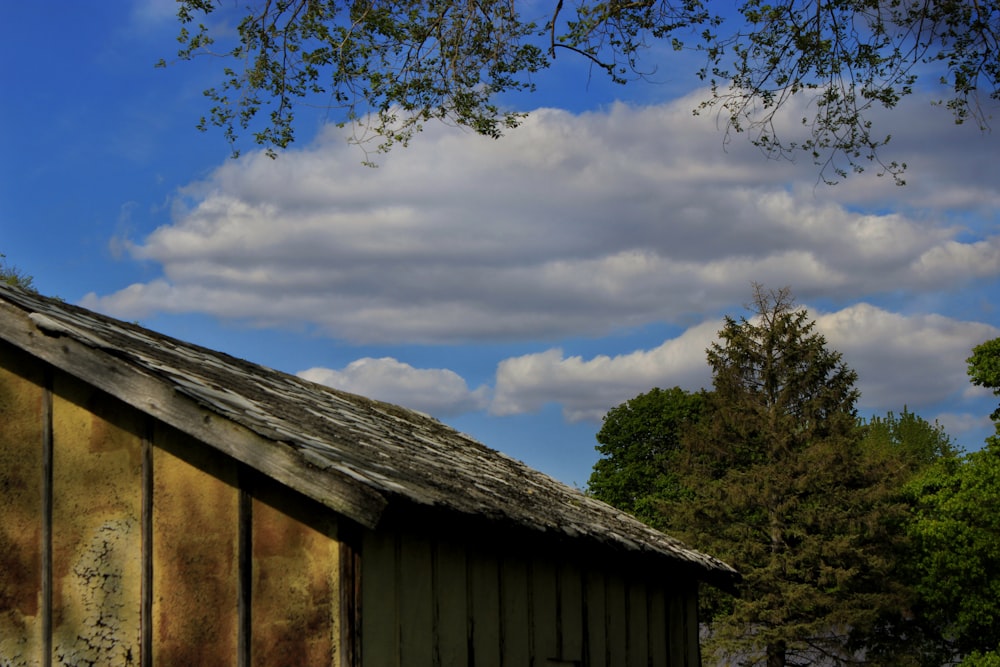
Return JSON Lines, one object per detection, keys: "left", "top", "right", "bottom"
{"left": 0, "top": 344, "right": 346, "bottom": 666}
{"left": 0, "top": 344, "right": 45, "bottom": 663}
{"left": 358, "top": 518, "right": 701, "bottom": 667}
{"left": 151, "top": 421, "right": 240, "bottom": 664}
{"left": 250, "top": 474, "right": 341, "bottom": 667}
{"left": 1, "top": 341, "right": 702, "bottom": 666}
{"left": 50, "top": 371, "right": 143, "bottom": 665}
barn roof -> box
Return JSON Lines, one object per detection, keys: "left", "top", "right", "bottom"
{"left": 0, "top": 283, "right": 737, "bottom": 586}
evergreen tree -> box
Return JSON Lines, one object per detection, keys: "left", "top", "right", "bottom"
{"left": 668, "top": 285, "right": 905, "bottom": 666}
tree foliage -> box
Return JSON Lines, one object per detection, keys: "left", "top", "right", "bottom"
{"left": 903, "top": 338, "right": 1000, "bottom": 664}
{"left": 859, "top": 407, "right": 957, "bottom": 475}
{"left": 587, "top": 285, "right": 956, "bottom": 665}
{"left": 906, "top": 441, "right": 1000, "bottom": 663}
{"left": 588, "top": 294, "right": 993, "bottom": 665}
{"left": 968, "top": 337, "right": 1000, "bottom": 420}
{"left": 589, "top": 386, "right": 704, "bottom": 529}
{"left": 167, "top": 0, "right": 999, "bottom": 179}
{"left": 672, "top": 286, "right": 895, "bottom": 666}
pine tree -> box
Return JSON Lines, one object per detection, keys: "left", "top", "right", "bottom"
{"left": 669, "top": 285, "right": 904, "bottom": 666}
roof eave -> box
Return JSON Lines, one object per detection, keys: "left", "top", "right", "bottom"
{"left": 0, "top": 298, "right": 388, "bottom": 529}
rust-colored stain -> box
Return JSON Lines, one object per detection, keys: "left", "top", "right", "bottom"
{"left": 251, "top": 481, "right": 340, "bottom": 666}
{"left": 153, "top": 423, "right": 239, "bottom": 665}
{"left": 0, "top": 346, "right": 44, "bottom": 663}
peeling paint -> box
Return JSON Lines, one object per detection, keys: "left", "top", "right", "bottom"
{"left": 53, "top": 519, "right": 138, "bottom": 666}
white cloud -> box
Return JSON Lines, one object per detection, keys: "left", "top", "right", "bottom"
{"left": 491, "top": 320, "right": 720, "bottom": 422}
{"left": 128, "top": 0, "right": 179, "bottom": 29}
{"left": 815, "top": 304, "right": 1000, "bottom": 410}
{"left": 488, "top": 305, "right": 1000, "bottom": 423}
{"left": 933, "top": 412, "right": 995, "bottom": 440}
{"left": 83, "top": 93, "right": 1000, "bottom": 345}
{"left": 298, "top": 357, "right": 490, "bottom": 417}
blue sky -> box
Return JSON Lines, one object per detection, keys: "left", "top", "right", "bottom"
{"left": 3, "top": 1, "right": 999, "bottom": 487}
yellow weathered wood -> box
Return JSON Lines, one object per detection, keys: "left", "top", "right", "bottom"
{"left": 152, "top": 423, "right": 239, "bottom": 665}
{"left": 50, "top": 371, "right": 143, "bottom": 665}
{"left": 251, "top": 481, "right": 339, "bottom": 666}
{"left": 0, "top": 344, "right": 45, "bottom": 665}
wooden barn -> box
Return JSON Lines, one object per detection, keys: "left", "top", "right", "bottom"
{"left": 0, "top": 283, "right": 737, "bottom": 666}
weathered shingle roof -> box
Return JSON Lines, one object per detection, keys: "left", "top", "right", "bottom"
{"left": 0, "top": 283, "right": 737, "bottom": 586}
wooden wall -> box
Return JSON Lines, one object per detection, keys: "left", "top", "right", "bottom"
{"left": 358, "top": 519, "right": 700, "bottom": 667}
{"left": 0, "top": 343, "right": 344, "bottom": 666}
{"left": 1, "top": 342, "right": 701, "bottom": 666}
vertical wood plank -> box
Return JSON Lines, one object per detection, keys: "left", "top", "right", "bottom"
{"left": 559, "top": 562, "right": 584, "bottom": 663}
{"left": 627, "top": 580, "right": 648, "bottom": 667}
{"left": 500, "top": 556, "right": 531, "bottom": 667}
{"left": 140, "top": 422, "right": 152, "bottom": 667}
{"left": 531, "top": 558, "right": 559, "bottom": 664}
{"left": 0, "top": 347, "right": 45, "bottom": 665}
{"left": 399, "top": 534, "right": 434, "bottom": 665}
{"left": 604, "top": 572, "right": 627, "bottom": 667}
{"left": 361, "top": 528, "right": 398, "bottom": 667}
{"left": 50, "top": 373, "right": 142, "bottom": 665}
{"left": 339, "top": 521, "right": 362, "bottom": 667}
{"left": 583, "top": 569, "right": 607, "bottom": 667}
{"left": 684, "top": 588, "right": 700, "bottom": 667}
{"left": 41, "top": 370, "right": 52, "bottom": 667}
{"left": 468, "top": 550, "right": 502, "bottom": 667}
{"left": 251, "top": 478, "right": 339, "bottom": 667}
{"left": 152, "top": 423, "right": 238, "bottom": 665}
{"left": 667, "top": 589, "right": 685, "bottom": 667}
{"left": 432, "top": 539, "right": 468, "bottom": 667}
{"left": 647, "top": 585, "right": 667, "bottom": 667}
{"left": 238, "top": 481, "right": 252, "bottom": 667}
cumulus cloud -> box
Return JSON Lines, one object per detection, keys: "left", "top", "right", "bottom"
{"left": 298, "top": 357, "right": 490, "bottom": 417}
{"left": 83, "top": 94, "right": 1000, "bottom": 344}
{"left": 814, "top": 304, "right": 1000, "bottom": 410}
{"left": 488, "top": 305, "right": 1000, "bottom": 423}
{"left": 492, "top": 320, "right": 720, "bottom": 422}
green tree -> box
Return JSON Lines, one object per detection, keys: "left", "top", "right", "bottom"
{"left": 906, "top": 441, "right": 1000, "bottom": 663}
{"left": 166, "top": 0, "right": 999, "bottom": 180}
{"left": 668, "top": 285, "right": 908, "bottom": 666}
{"left": 860, "top": 408, "right": 957, "bottom": 475}
{"left": 0, "top": 254, "right": 34, "bottom": 292}
{"left": 968, "top": 337, "right": 1000, "bottom": 420}
{"left": 853, "top": 410, "right": 960, "bottom": 667}
{"left": 588, "top": 386, "right": 704, "bottom": 529}
{"left": 903, "top": 338, "right": 1000, "bottom": 664}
